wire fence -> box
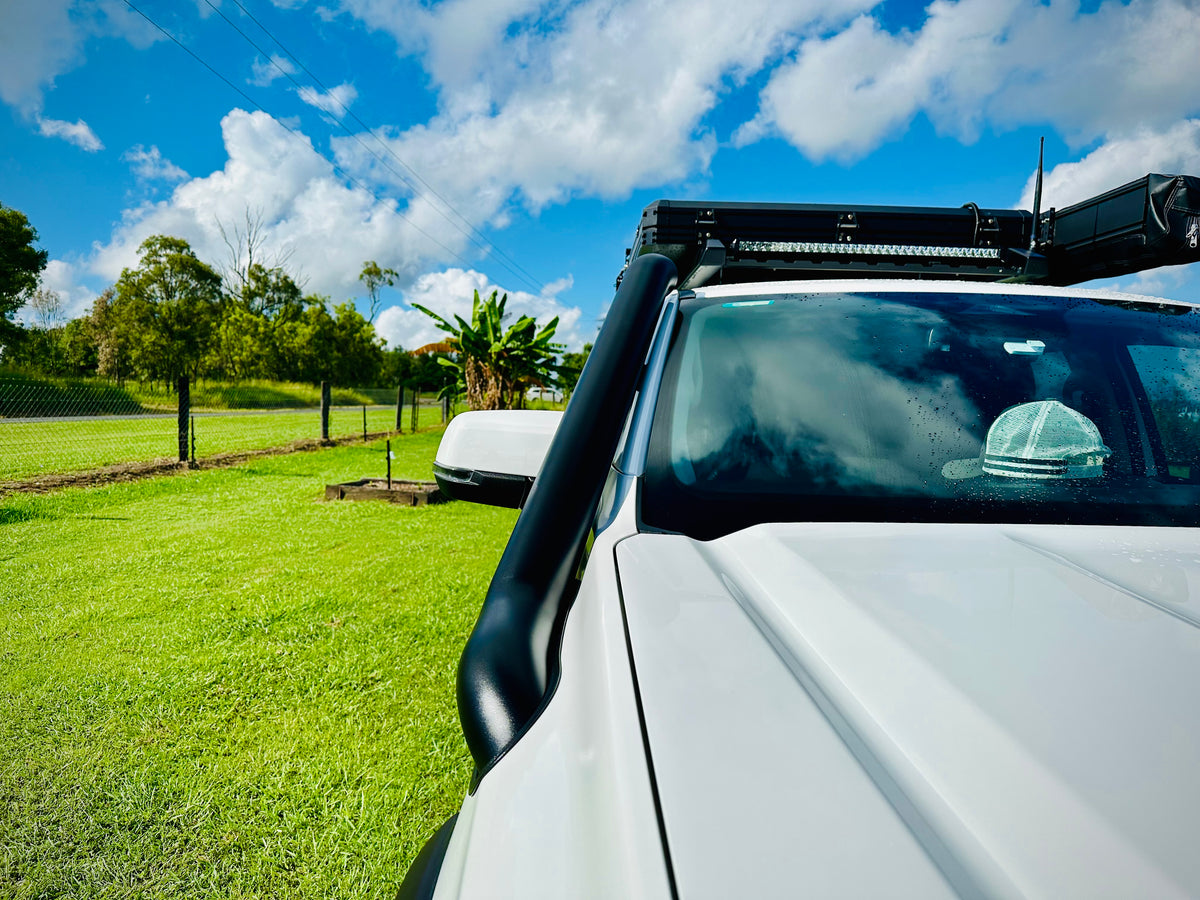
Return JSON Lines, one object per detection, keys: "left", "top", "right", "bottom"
{"left": 0, "top": 374, "right": 450, "bottom": 485}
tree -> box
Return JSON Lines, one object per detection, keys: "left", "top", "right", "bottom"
{"left": 26, "top": 288, "right": 64, "bottom": 330}
{"left": 558, "top": 342, "right": 593, "bottom": 397}
{"left": 270, "top": 296, "right": 384, "bottom": 386}
{"left": 209, "top": 263, "right": 305, "bottom": 379}
{"left": 359, "top": 260, "right": 398, "bottom": 323}
{"left": 90, "top": 288, "right": 129, "bottom": 382}
{"left": 216, "top": 208, "right": 296, "bottom": 302}
{"left": 414, "top": 289, "right": 561, "bottom": 409}
{"left": 110, "top": 235, "right": 222, "bottom": 384}
{"left": 0, "top": 204, "right": 48, "bottom": 330}
{"left": 241, "top": 263, "right": 303, "bottom": 318}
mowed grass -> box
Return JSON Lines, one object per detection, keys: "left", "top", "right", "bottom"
{"left": 125, "top": 380, "right": 394, "bottom": 411}
{"left": 0, "top": 371, "right": 391, "bottom": 417}
{"left": 0, "top": 431, "right": 517, "bottom": 898}
{"left": 0, "top": 406, "right": 445, "bottom": 482}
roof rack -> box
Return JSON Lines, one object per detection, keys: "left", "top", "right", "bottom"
{"left": 619, "top": 174, "right": 1200, "bottom": 290}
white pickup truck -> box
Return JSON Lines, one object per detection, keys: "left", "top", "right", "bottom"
{"left": 401, "top": 175, "right": 1200, "bottom": 899}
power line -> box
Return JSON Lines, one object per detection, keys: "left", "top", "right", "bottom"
{"left": 217, "top": 0, "right": 546, "bottom": 294}
{"left": 120, "top": 0, "right": 480, "bottom": 278}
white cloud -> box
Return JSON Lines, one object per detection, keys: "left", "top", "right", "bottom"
{"left": 123, "top": 144, "right": 188, "bottom": 182}
{"left": 249, "top": 53, "right": 297, "bottom": 87}
{"left": 332, "top": 0, "right": 872, "bottom": 220}
{"left": 88, "top": 109, "right": 470, "bottom": 301}
{"left": 296, "top": 82, "right": 357, "bottom": 115}
{"left": 0, "top": 1, "right": 77, "bottom": 113}
{"left": 375, "top": 269, "right": 587, "bottom": 351}
{"left": 39, "top": 259, "right": 98, "bottom": 320}
{"left": 1018, "top": 120, "right": 1200, "bottom": 211}
{"left": 37, "top": 116, "right": 103, "bottom": 151}
{"left": 739, "top": 0, "right": 1200, "bottom": 162}
{"left": 1102, "top": 263, "right": 1198, "bottom": 300}
{"left": 0, "top": 0, "right": 161, "bottom": 115}
{"left": 1014, "top": 120, "right": 1200, "bottom": 300}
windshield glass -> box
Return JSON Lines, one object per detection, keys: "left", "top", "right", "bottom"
{"left": 641, "top": 290, "right": 1200, "bottom": 539}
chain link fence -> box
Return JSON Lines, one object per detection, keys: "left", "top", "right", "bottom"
{"left": 0, "top": 374, "right": 449, "bottom": 486}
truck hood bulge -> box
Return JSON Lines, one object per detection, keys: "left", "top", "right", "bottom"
{"left": 615, "top": 523, "right": 1200, "bottom": 900}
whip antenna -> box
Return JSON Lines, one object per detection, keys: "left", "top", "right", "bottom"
{"left": 1030, "top": 136, "right": 1045, "bottom": 250}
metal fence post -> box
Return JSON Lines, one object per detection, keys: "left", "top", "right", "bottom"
{"left": 410, "top": 388, "right": 419, "bottom": 433}
{"left": 321, "top": 380, "right": 331, "bottom": 442}
{"left": 442, "top": 394, "right": 450, "bottom": 423}
{"left": 395, "top": 385, "right": 404, "bottom": 433}
{"left": 177, "top": 375, "right": 190, "bottom": 463}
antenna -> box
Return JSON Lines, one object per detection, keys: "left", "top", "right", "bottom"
{"left": 1030, "top": 136, "right": 1045, "bottom": 250}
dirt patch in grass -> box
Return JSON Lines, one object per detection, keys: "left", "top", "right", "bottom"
{"left": 0, "top": 431, "right": 400, "bottom": 497}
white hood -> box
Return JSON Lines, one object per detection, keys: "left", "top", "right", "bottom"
{"left": 616, "top": 523, "right": 1200, "bottom": 899}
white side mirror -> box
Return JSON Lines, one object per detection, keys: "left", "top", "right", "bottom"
{"left": 433, "top": 410, "right": 563, "bottom": 507}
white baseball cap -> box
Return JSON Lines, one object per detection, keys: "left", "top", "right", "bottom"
{"left": 942, "top": 400, "right": 1112, "bottom": 480}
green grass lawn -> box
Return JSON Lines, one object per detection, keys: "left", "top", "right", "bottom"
{"left": 125, "top": 380, "right": 394, "bottom": 411}
{"left": 0, "top": 406, "right": 447, "bottom": 482}
{"left": 0, "top": 431, "right": 516, "bottom": 898}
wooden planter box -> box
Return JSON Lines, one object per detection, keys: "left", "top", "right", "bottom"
{"left": 324, "top": 479, "right": 446, "bottom": 506}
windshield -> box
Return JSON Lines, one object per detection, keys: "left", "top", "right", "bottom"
{"left": 641, "top": 290, "right": 1200, "bottom": 539}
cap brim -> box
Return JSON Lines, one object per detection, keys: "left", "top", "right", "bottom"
{"left": 941, "top": 457, "right": 983, "bottom": 480}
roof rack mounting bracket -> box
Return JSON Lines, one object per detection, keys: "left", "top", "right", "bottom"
{"left": 679, "top": 239, "right": 726, "bottom": 290}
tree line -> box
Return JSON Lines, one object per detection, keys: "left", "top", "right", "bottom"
{"left": 1, "top": 203, "right": 591, "bottom": 406}
{"left": 0, "top": 206, "right": 453, "bottom": 392}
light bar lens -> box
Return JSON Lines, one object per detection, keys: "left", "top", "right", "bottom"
{"left": 739, "top": 241, "right": 1001, "bottom": 260}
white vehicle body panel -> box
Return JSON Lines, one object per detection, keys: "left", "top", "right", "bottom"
{"left": 422, "top": 275, "right": 1200, "bottom": 898}
{"left": 433, "top": 492, "right": 671, "bottom": 900}
{"left": 617, "top": 523, "right": 1200, "bottom": 899}
{"left": 435, "top": 410, "right": 563, "bottom": 478}
{"left": 687, "top": 277, "right": 1197, "bottom": 308}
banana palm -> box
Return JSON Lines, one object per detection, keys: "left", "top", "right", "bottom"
{"left": 413, "top": 290, "right": 562, "bottom": 409}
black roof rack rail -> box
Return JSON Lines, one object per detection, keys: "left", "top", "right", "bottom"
{"left": 619, "top": 173, "right": 1200, "bottom": 290}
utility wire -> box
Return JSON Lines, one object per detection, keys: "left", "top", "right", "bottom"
{"left": 218, "top": 0, "right": 546, "bottom": 294}
{"left": 121, "top": 0, "right": 477, "bottom": 274}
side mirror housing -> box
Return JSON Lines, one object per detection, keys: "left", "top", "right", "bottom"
{"left": 433, "top": 410, "right": 563, "bottom": 508}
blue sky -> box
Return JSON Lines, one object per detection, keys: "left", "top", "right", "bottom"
{"left": 2, "top": 0, "right": 1199, "bottom": 350}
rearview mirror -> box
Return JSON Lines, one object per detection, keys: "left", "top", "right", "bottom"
{"left": 433, "top": 410, "right": 563, "bottom": 508}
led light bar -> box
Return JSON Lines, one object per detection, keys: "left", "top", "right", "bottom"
{"left": 738, "top": 240, "right": 1002, "bottom": 260}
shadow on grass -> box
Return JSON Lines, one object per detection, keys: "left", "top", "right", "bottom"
{"left": 0, "top": 506, "right": 49, "bottom": 525}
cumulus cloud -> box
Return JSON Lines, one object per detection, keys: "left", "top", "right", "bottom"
{"left": 739, "top": 0, "right": 1200, "bottom": 162}
{"left": 332, "top": 0, "right": 872, "bottom": 219}
{"left": 1013, "top": 120, "right": 1200, "bottom": 299}
{"left": 39, "top": 259, "right": 98, "bottom": 320}
{"left": 249, "top": 53, "right": 297, "bottom": 87}
{"left": 1018, "top": 120, "right": 1200, "bottom": 210}
{"left": 123, "top": 144, "right": 188, "bottom": 182}
{"left": 375, "top": 269, "right": 587, "bottom": 351}
{"left": 296, "top": 82, "right": 357, "bottom": 115}
{"left": 87, "top": 109, "right": 482, "bottom": 301}
{"left": 37, "top": 116, "right": 103, "bottom": 151}
{"left": 0, "top": 2, "right": 78, "bottom": 113}
{"left": 1105, "top": 263, "right": 1198, "bottom": 300}
{"left": 0, "top": 0, "right": 160, "bottom": 115}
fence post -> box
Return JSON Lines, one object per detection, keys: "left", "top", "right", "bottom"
{"left": 410, "top": 388, "right": 419, "bottom": 433}
{"left": 395, "top": 385, "right": 404, "bottom": 433}
{"left": 177, "top": 375, "right": 190, "bottom": 463}
{"left": 362, "top": 404, "right": 368, "bottom": 442}
{"left": 320, "top": 380, "right": 331, "bottom": 442}
{"left": 442, "top": 394, "right": 450, "bottom": 423}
